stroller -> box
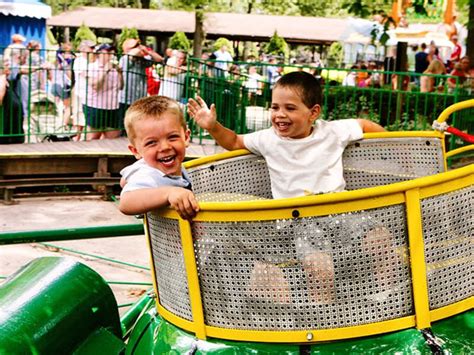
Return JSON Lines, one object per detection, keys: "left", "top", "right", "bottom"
{"left": 26, "top": 90, "right": 73, "bottom": 142}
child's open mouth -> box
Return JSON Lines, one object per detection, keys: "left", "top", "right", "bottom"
{"left": 276, "top": 122, "right": 290, "bottom": 130}
{"left": 158, "top": 155, "right": 176, "bottom": 166}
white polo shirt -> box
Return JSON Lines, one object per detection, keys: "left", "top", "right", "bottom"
{"left": 243, "top": 119, "right": 363, "bottom": 199}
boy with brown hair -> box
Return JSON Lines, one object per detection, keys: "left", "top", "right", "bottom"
{"left": 119, "top": 96, "right": 199, "bottom": 220}
{"left": 188, "top": 71, "right": 387, "bottom": 303}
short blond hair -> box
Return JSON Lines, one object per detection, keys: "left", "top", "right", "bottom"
{"left": 124, "top": 96, "right": 186, "bottom": 144}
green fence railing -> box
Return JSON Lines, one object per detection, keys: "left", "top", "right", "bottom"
{"left": 1, "top": 49, "right": 472, "bottom": 152}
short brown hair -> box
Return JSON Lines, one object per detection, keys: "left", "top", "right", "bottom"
{"left": 124, "top": 96, "right": 186, "bottom": 143}
{"left": 274, "top": 71, "right": 322, "bottom": 108}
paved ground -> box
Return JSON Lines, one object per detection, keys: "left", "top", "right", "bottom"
{"left": 0, "top": 196, "right": 151, "bottom": 315}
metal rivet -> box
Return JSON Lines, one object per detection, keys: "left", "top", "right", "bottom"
{"left": 292, "top": 210, "right": 300, "bottom": 218}
{"left": 209, "top": 165, "right": 215, "bottom": 171}
{"left": 306, "top": 332, "right": 313, "bottom": 341}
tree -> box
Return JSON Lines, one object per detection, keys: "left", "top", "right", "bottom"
{"left": 73, "top": 23, "right": 97, "bottom": 49}
{"left": 213, "top": 37, "right": 234, "bottom": 55}
{"left": 265, "top": 31, "right": 289, "bottom": 59}
{"left": 169, "top": 31, "right": 191, "bottom": 52}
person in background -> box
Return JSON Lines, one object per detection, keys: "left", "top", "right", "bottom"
{"left": 159, "top": 50, "right": 186, "bottom": 102}
{"left": 448, "top": 35, "right": 462, "bottom": 71}
{"left": 0, "top": 59, "right": 24, "bottom": 144}
{"left": 342, "top": 65, "right": 358, "bottom": 87}
{"left": 119, "top": 38, "right": 163, "bottom": 122}
{"left": 50, "top": 43, "right": 75, "bottom": 127}
{"left": 213, "top": 44, "right": 233, "bottom": 77}
{"left": 415, "top": 43, "right": 429, "bottom": 85}
{"left": 420, "top": 59, "right": 446, "bottom": 93}
{"left": 71, "top": 40, "right": 96, "bottom": 141}
{"left": 3, "top": 34, "right": 26, "bottom": 66}
{"left": 83, "top": 44, "right": 123, "bottom": 139}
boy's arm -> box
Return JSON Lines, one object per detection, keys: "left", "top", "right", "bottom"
{"left": 188, "top": 96, "right": 246, "bottom": 151}
{"left": 119, "top": 186, "right": 199, "bottom": 220}
{"left": 357, "top": 119, "right": 385, "bottom": 133}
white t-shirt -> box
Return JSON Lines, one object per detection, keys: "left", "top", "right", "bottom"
{"left": 243, "top": 119, "right": 363, "bottom": 199}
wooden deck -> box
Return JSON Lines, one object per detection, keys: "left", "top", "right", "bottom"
{"left": 0, "top": 137, "right": 225, "bottom": 157}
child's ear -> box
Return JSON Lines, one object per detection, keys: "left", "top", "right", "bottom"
{"left": 184, "top": 128, "right": 191, "bottom": 147}
{"left": 310, "top": 104, "right": 321, "bottom": 122}
{"left": 128, "top": 144, "right": 141, "bottom": 159}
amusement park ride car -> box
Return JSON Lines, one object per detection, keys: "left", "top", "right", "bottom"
{"left": 0, "top": 100, "right": 473, "bottom": 354}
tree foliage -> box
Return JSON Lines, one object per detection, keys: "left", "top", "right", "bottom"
{"left": 168, "top": 31, "right": 191, "bottom": 52}
{"left": 73, "top": 23, "right": 97, "bottom": 49}
{"left": 265, "top": 31, "right": 289, "bottom": 59}
{"left": 213, "top": 37, "right": 234, "bottom": 55}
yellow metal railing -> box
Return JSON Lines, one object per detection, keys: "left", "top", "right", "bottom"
{"left": 146, "top": 157, "right": 473, "bottom": 343}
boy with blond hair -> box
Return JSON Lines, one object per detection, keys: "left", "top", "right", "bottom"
{"left": 119, "top": 96, "right": 199, "bottom": 220}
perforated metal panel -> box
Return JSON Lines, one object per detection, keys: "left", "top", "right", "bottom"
{"left": 421, "top": 185, "right": 474, "bottom": 309}
{"left": 147, "top": 213, "right": 193, "bottom": 320}
{"left": 193, "top": 205, "right": 413, "bottom": 330}
{"left": 188, "top": 155, "right": 272, "bottom": 198}
{"left": 343, "top": 138, "right": 445, "bottom": 190}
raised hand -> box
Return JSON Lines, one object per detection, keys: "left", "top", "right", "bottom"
{"left": 187, "top": 95, "right": 217, "bottom": 131}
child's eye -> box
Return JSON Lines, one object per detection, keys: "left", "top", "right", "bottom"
{"left": 144, "top": 140, "right": 156, "bottom": 147}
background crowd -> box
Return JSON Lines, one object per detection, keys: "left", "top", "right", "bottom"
{"left": 1, "top": 31, "right": 472, "bottom": 144}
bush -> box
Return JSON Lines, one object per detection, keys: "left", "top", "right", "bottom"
{"left": 213, "top": 37, "right": 234, "bottom": 56}
{"left": 265, "top": 31, "right": 289, "bottom": 60}
{"left": 168, "top": 31, "right": 191, "bottom": 52}
{"left": 73, "top": 23, "right": 96, "bottom": 50}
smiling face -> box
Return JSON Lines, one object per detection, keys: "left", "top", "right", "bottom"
{"left": 270, "top": 86, "right": 320, "bottom": 139}
{"left": 128, "top": 113, "right": 190, "bottom": 176}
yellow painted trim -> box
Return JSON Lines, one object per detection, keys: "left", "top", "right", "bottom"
{"left": 143, "top": 215, "right": 161, "bottom": 306}
{"left": 156, "top": 303, "right": 195, "bottom": 331}
{"left": 362, "top": 131, "right": 443, "bottom": 139}
{"left": 430, "top": 297, "right": 474, "bottom": 322}
{"left": 184, "top": 149, "right": 250, "bottom": 169}
{"left": 435, "top": 99, "right": 474, "bottom": 123}
{"left": 193, "top": 193, "right": 405, "bottom": 222}
{"left": 205, "top": 316, "right": 415, "bottom": 343}
{"left": 405, "top": 189, "right": 431, "bottom": 329}
{"left": 441, "top": 133, "right": 448, "bottom": 172}
{"left": 179, "top": 219, "right": 207, "bottom": 339}
{"left": 446, "top": 144, "right": 474, "bottom": 159}
{"left": 157, "top": 165, "right": 473, "bottom": 217}
{"left": 159, "top": 192, "right": 405, "bottom": 222}
{"left": 420, "top": 174, "right": 474, "bottom": 199}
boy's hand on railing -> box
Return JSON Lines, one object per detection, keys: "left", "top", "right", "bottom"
{"left": 168, "top": 188, "right": 200, "bottom": 220}
{"left": 187, "top": 96, "right": 217, "bottom": 131}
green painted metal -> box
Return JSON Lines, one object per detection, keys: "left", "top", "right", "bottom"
{"left": 125, "top": 301, "right": 473, "bottom": 354}
{"left": 120, "top": 293, "right": 154, "bottom": 338}
{"left": 39, "top": 242, "right": 149, "bottom": 270}
{"left": 0, "top": 257, "right": 123, "bottom": 354}
{"left": 0, "top": 223, "right": 144, "bottom": 245}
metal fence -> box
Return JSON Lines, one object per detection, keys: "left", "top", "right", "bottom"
{"left": 1, "top": 48, "right": 472, "bottom": 151}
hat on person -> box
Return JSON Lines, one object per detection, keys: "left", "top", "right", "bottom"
{"left": 94, "top": 43, "right": 116, "bottom": 53}
{"left": 11, "top": 34, "right": 26, "bottom": 43}
{"left": 79, "top": 39, "right": 96, "bottom": 50}
{"left": 122, "top": 38, "right": 140, "bottom": 53}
